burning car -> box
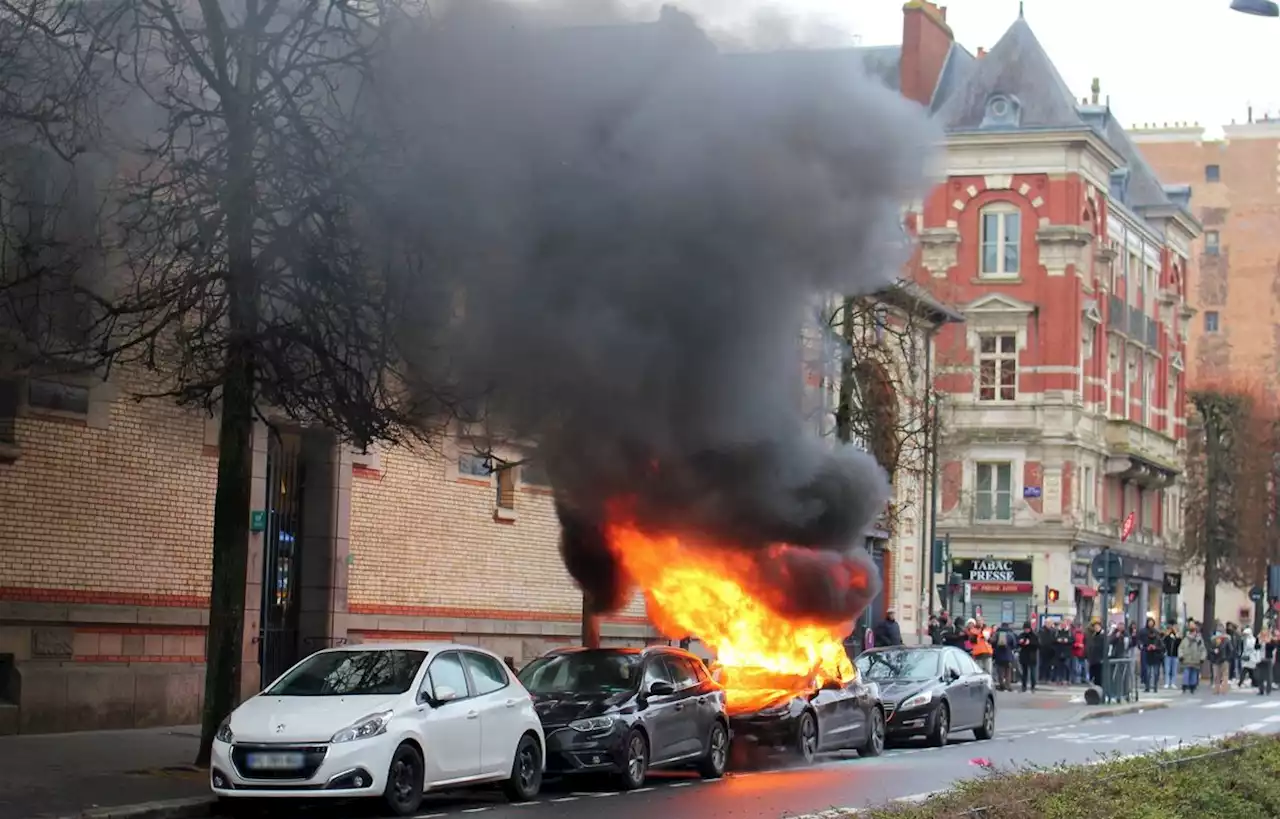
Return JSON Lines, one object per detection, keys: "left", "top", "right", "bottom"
{"left": 711, "top": 664, "right": 885, "bottom": 763}
{"left": 517, "top": 646, "right": 729, "bottom": 790}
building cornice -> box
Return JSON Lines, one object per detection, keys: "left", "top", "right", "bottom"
{"left": 945, "top": 127, "right": 1125, "bottom": 173}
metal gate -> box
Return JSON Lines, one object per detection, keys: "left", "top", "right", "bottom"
{"left": 260, "top": 430, "right": 306, "bottom": 687}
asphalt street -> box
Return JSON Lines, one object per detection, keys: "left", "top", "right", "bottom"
{"left": 221, "top": 689, "right": 1280, "bottom": 819}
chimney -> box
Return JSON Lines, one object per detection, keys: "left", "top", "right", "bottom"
{"left": 900, "top": 1, "right": 955, "bottom": 106}
{"left": 976, "top": 46, "right": 986, "bottom": 58}
{"left": 1249, "top": 105, "right": 1254, "bottom": 123}
{"left": 1090, "top": 78, "right": 1100, "bottom": 106}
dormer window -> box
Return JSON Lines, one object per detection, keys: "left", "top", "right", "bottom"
{"left": 1109, "top": 168, "right": 1131, "bottom": 205}
{"left": 980, "top": 94, "right": 1022, "bottom": 129}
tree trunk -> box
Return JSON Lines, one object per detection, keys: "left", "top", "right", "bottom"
{"left": 196, "top": 64, "right": 260, "bottom": 765}
{"left": 1202, "top": 410, "right": 1221, "bottom": 633}
{"left": 833, "top": 297, "right": 856, "bottom": 444}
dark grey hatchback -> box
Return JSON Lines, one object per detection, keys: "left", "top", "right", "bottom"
{"left": 517, "top": 646, "right": 729, "bottom": 790}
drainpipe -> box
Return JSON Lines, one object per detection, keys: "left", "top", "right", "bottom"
{"left": 919, "top": 322, "right": 940, "bottom": 630}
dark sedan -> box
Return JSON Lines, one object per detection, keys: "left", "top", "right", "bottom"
{"left": 855, "top": 646, "right": 996, "bottom": 746}
{"left": 517, "top": 646, "right": 729, "bottom": 790}
{"left": 720, "top": 667, "right": 885, "bottom": 764}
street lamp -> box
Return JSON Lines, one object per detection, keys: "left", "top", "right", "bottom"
{"left": 1232, "top": 0, "right": 1280, "bottom": 16}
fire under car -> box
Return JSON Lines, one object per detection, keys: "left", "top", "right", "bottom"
{"left": 711, "top": 665, "right": 886, "bottom": 764}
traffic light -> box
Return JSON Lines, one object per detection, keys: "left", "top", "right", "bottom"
{"left": 1126, "top": 585, "right": 1140, "bottom": 604}
{"left": 1047, "top": 588, "right": 1060, "bottom": 603}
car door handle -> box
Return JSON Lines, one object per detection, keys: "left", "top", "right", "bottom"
{"left": 505, "top": 699, "right": 519, "bottom": 708}
{"left": 466, "top": 710, "right": 479, "bottom": 720}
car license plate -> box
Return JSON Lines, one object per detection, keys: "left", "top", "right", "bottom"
{"left": 245, "top": 752, "right": 305, "bottom": 771}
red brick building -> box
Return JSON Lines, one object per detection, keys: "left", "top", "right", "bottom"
{"left": 903, "top": 10, "right": 1199, "bottom": 625}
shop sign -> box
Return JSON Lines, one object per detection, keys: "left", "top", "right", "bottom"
{"left": 953, "top": 557, "right": 1034, "bottom": 594}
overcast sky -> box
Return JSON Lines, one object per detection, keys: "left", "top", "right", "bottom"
{"left": 644, "top": 0, "right": 1280, "bottom": 136}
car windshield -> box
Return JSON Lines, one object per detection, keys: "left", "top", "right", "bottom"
{"left": 518, "top": 651, "right": 641, "bottom": 695}
{"left": 266, "top": 650, "right": 427, "bottom": 696}
{"left": 856, "top": 650, "right": 941, "bottom": 681}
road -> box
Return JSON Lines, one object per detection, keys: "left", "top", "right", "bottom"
{"left": 229, "top": 689, "right": 1280, "bottom": 819}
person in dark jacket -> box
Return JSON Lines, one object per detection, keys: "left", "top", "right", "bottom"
{"left": 1260, "top": 631, "right": 1276, "bottom": 696}
{"left": 992, "top": 622, "right": 1017, "bottom": 691}
{"left": 1140, "top": 617, "right": 1164, "bottom": 692}
{"left": 873, "top": 609, "right": 903, "bottom": 647}
{"left": 1017, "top": 620, "right": 1040, "bottom": 692}
{"left": 1085, "top": 620, "right": 1106, "bottom": 686}
{"left": 1161, "top": 624, "right": 1181, "bottom": 690}
{"left": 1053, "top": 623, "right": 1072, "bottom": 685}
{"left": 1038, "top": 621, "right": 1056, "bottom": 681}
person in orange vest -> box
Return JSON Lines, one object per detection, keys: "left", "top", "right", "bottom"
{"left": 970, "top": 619, "right": 994, "bottom": 675}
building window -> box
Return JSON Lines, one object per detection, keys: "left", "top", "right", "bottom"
{"left": 1204, "top": 311, "right": 1219, "bottom": 333}
{"left": 977, "top": 333, "right": 1017, "bottom": 402}
{"left": 495, "top": 467, "right": 516, "bottom": 510}
{"left": 1167, "top": 377, "right": 1179, "bottom": 432}
{"left": 975, "top": 462, "right": 1014, "bottom": 522}
{"left": 26, "top": 378, "right": 90, "bottom": 416}
{"left": 520, "top": 460, "right": 551, "bottom": 488}
{"left": 1083, "top": 466, "right": 1094, "bottom": 516}
{"left": 1205, "top": 164, "right": 1220, "bottom": 183}
{"left": 457, "top": 453, "right": 492, "bottom": 478}
{"left": 1143, "top": 362, "right": 1155, "bottom": 428}
{"left": 979, "top": 205, "right": 1021, "bottom": 278}
{"left": 1205, "top": 231, "right": 1220, "bottom": 255}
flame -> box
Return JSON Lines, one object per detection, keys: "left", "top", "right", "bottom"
{"left": 605, "top": 520, "right": 861, "bottom": 716}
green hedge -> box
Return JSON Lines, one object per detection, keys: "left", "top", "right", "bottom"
{"left": 863, "top": 734, "right": 1280, "bottom": 819}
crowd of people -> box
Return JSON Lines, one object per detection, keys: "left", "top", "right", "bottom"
{"left": 915, "top": 611, "right": 1280, "bottom": 697}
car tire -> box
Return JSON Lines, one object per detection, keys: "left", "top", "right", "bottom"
{"left": 795, "top": 710, "right": 819, "bottom": 764}
{"left": 926, "top": 702, "right": 950, "bottom": 748}
{"left": 502, "top": 733, "right": 544, "bottom": 802}
{"left": 860, "top": 707, "right": 885, "bottom": 757}
{"left": 618, "top": 729, "right": 650, "bottom": 791}
{"left": 382, "top": 743, "right": 425, "bottom": 817}
{"left": 696, "top": 720, "right": 729, "bottom": 779}
{"left": 974, "top": 697, "right": 996, "bottom": 741}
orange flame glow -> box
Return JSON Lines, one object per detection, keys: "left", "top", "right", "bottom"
{"left": 605, "top": 520, "right": 862, "bottom": 715}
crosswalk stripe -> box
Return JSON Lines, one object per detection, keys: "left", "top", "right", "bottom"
{"left": 1262, "top": 714, "right": 1280, "bottom": 723}
{"left": 1248, "top": 700, "right": 1280, "bottom": 709}
{"left": 1204, "top": 700, "right": 1246, "bottom": 709}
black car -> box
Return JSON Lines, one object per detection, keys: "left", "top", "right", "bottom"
{"left": 517, "top": 646, "right": 729, "bottom": 790}
{"left": 719, "top": 666, "right": 885, "bottom": 764}
{"left": 855, "top": 646, "right": 996, "bottom": 746}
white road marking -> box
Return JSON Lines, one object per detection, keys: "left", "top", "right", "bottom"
{"left": 550, "top": 797, "right": 579, "bottom": 803}
{"left": 461, "top": 809, "right": 491, "bottom": 814}
{"left": 589, "top": 792, "right": 619, "bottom": 797}
{"left": 1204, "top": 700, "right": 1246, "bottom": 709}
{"left": 1263, "top": 714, "right": 1280, "bottom": 723}
{"left": 414, "top": 814, "right": 449, "bottom": 818}
{"left": 1249, "top": 700, "right": 1280, "bottom": 709}
{"left": 509, "top": 802, "right": 539, "bottom": 807}
{"left": 630, "top": 786, "right": 656, "bottom": 792}
{"left": 1241, "top": 723, "right": 1268, "bottom": 732}
{"left": 669, "top": 781, "right": 693, "bottom": 787}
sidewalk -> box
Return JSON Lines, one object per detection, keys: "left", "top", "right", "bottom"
{"left": 994, "top": 685, "right": 1174, "bottom": 727}
{"left": 0, "top": 725, "right": 213, "bottom": 819}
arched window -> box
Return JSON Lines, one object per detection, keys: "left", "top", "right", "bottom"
{"left": 978, "top": 203, "right": 1021, "bottom": 279}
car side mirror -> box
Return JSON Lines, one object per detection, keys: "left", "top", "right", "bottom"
{"left": 945, "top": 670, "right": 960, "bottom": 682}
{"left": 431, "top": 685, "right": 460, "bottom": 705}
{"left": 648, "top": 681, "right": 675, "bottom": 697}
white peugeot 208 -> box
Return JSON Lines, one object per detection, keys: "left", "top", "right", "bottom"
{"left": 211, "top": 641, "right": 545, "bottom": 816}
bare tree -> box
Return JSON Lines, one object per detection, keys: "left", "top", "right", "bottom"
{"left": 59, "top": 0, "right": 452, "bottom": 765}
{"left": 1183, "top": 385, "right": 1280, "bottom": 631}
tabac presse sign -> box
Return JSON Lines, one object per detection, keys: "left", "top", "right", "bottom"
{"left": 953, "top": 557, "right": 1034, "bottom": 594}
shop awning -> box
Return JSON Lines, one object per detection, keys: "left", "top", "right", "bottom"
{"left": 1075, "top": 585, "right": 1098, "bottom": 598}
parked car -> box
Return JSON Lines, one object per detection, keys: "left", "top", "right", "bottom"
{"left": 211, "top": 642, "right": 545, "bottom": 816}
{"left": 719, "top": 666, "right": 885, "bottom": 764}
{"left": 517, "top": 646, "right": 729, "bottom": 789}
{"left": 855, "top": 645, "right": 996, "bottom": 746}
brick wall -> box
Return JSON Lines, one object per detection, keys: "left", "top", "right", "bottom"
{"left": 0, "top": 382, "right": 215, "bottom": 599}
{"left": 348, "top": 443, "right": 647, "bottom": 621}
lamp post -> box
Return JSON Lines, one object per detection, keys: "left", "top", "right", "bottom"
{"left": 1232, "top": 0, "right": 1280, "bottom": 16}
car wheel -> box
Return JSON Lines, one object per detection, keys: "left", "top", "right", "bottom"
{"left": 974, "top": 698, "right": 996, "bottom": 741}
{"left": 618, "top": 729, "right": 649, "bottom": 791}
{"left": 926, "top": 702, "right": 950, "bottom": 748}
{"left": 697, "top": 721, "right": 729, "bottom": 779}
{"left": 795, "top": 710, "right": 819, "bottom": 764}
{"left": 860, "top": 708, "right": 885, "bottom": 757}
{"left": 382, "top": 743, "right": 425, "bottom": 817}
{"left": 502, "top": 733, "right": 543, "bottom": 802}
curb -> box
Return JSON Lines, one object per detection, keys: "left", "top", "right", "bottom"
{"left": 1079, "top": 701, "right": 1171, "bottom": 721}
{"left": 45, "top": 796, "right": 215, "bottom": 819}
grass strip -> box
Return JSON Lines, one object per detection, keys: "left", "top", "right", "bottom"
{"left": 861, "top": 733, "right": 1280, "bottom": 819}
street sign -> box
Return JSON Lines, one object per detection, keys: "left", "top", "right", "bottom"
{"left": 1120, "top": 512, "right": 1136, "bottom": 542}
{"left": 1023, "top": 486, "right": 1042, "bottom": 499}
{"left": 250, "top": 509, "right": 267, "bottom": 533}
{"left": 1250, "top": 586, "right": 1265, "bottom": 603}
{"left": 1091, "top": 551, "right": 1124, "bottom": 582}
{"left": 1162, "top": 572, "right": 1182, "bottom": 594}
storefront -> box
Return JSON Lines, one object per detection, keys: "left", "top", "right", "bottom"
{"left": 952, "top": 557, "right": 1034, "bottom": 626}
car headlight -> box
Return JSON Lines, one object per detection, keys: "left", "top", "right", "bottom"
{"left": 331, "top": 711, "right": 393, "bottom": 744}
{"left": 568, "top": 716, "right": 617, "bottom": 733}
{"left": 215, "top": 718, "right": 234, "bottom": 744}
{"left": 899, "top": 690, "right": 934, "bottom": 710}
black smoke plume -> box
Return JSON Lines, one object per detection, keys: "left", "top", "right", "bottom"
{"left": 369, "top": 2, "right": 939, "bottom": 624}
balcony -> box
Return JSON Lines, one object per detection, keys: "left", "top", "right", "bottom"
{"left": 1104, "top": 420, "right": 1180, "bottom": 488}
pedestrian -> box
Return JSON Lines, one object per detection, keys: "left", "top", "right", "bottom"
{"left": 874, "top": 609, "right": 903, "bottom": 647}
{"left": 1260, "top": 630, "right": 1277, "bottom": 696}
{"left": 1071, "top": 622, "right": 1087, "bottom": 685}
{"left": 1178, "top": 622, "right": 1206, "bottom": 694}
{"left": 1085, "top": 619, "right": 1105, "bottom": 686}
{"left": 1017, "top": 620, "right": 1040, "bottom": 692}
{"left": 1208, "top": 630, "right": 1232, "bottom": 695}
{"left": 928, "top": 614, "right": 941, "bottom": 645}
{"left": 1162, "top": 623, "right": 1181, "bottom": 690}
{"left": 1038, "top": 619, "right": 1056, "bottom": 682}
{"left": 971, "top": 621, "right": 994, "bottom": 675}
{"left": 993, "top": 621, "right": 1016, "bottom": 691}
{"left": 1227, "top": 623, "right": 1244, "bottom": 687}
{"left": 1140, "top": 617, "right": 1164, "bottom": 693}
{"left": 1053, "top": 620, "right": 1072, "bottom": 685}
{"left": 1239, "top": 627, "right": 1257, "bottom": 688}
